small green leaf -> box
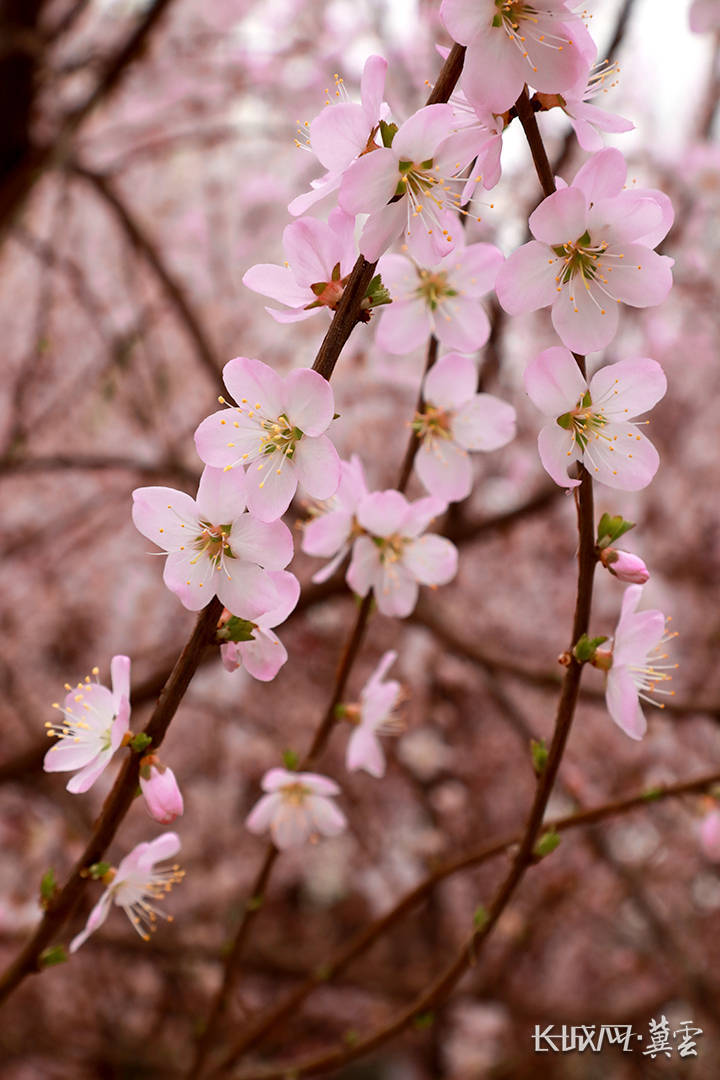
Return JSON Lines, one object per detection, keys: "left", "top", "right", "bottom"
{"left": 641, "top": 786, "right": 663, "bottom": 802}
{"left": 130, "top": 732, "right": 152, "bottom": 753}
{"left": 413, "top": 1011, "right": 435, "bottom": 1030}
{"left": 534, "top": 830, "right": 561, "bottom": 859}
{"left": 39, "top": 945, "right": 68, "bottom": 968}
{"left": 379, "top": 119, "right": 398, "bottom": 147}
{"left": 40, "top": 868, "right": 57, "bottom": 905}
{"left": 217, "top": 616, "right": 257, "bottom": 644}
{"left": 597, "top": 512, "right": 635, "bottom": 547}
{"left": 473, "top": 904, "right": 488, "bottom": 929}
{"left": 530, "top": 738, "right": 548, "bottom": 776}
{"left": 282, "top": 748, "right": 299, "bottom": 770}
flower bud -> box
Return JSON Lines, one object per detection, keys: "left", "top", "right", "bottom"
{"left": 139, "top": 757, "right": 184, "bottom": 824}
{"left": 700, "top": 808, "right": 720, "bottom": 861}
{"left": 600, "top": 547, "right": 649, "bottom": 584}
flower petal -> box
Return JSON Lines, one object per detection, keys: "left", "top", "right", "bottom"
{"left": 237, "top": 629, "right": 288, "bottom": 681}
{"left": 346, "top": 726, "right": 386, "bottom": 777}
{"left": 242, "top": 263, "right": 310, "bottom": 308}
{"left": 357, "top": 490, "right": 409, "bottom": 537}
{"left": 393, "top": 104, "right": 454, "bottom": 161}
{"left": 293, "top": 434, "right": 341, "bottom": 500}
{"left": 376, "top": 298, "right": 431, "bottom": 355}
{"left": 310, "top": 102, "right": 371, "bottom": 173}
{"left": 524, "top": 345, "right": 587, "bottom": 417}
{"left": 401, "top": 534, "right": 458, "bottom": 586}
{"left": 69, "top": 890, "right": 114, "bottom": 952}
{"left": 451, "top": 393, "right": 516, "bottom": 451}
{"left": 590, "top": 357, "right": 667, "bottom": 420}
{"left": 435, "top": 296, "right": 491, "bottom": 353}
{"left": 246, "top": 453, "right": 298, "bottom": 521}
{"left": 415, "top": 437, "right": 473, "bottom": 502}
{"left": 132, "top": 486, "right": 199, "bottom": 550}
{"left": 529, "top": 186, "right": 587, "bottom": 245}
{"left": 551, "top": 277, "right": 620, "bottom": 354}
{"left": 582, "top": 422, "right": 659, "bottom": 491}
{"left": 358, "top": 200, "right": 407, "bottom": 261}
{"left": 536, "top": 422, "right": 581, "bottom": 488}
{"left": 196, "top": 465, "right": 247, "bottom": 523}
{"left": 605, "top": 666, "right": 647, "bottom": 741}
{"left": 571, "top": 147, "right": 626, "bottom": 203}
{"left": 284, "top": 367, "right": 335, "bottom": 435}
{"left": 495, "top": 241, "right": 559, "bottom": 315}
{"left": 423, "top": 351, "right": 476, "bottom": 410}
{"left": 217, "top": 564, "right": 282, "bottom": 621}
{"left": 306, "top": 794, "right": 347, "bottom": 837}
{"left": 229, "top": 514, "right": 293, "bottom": 569}
{"left": 338, "top": 149, "right": 399, "bottom": 215}
{"left": 347, "top": 535, "right": 380, "bottom": 597}
{"left": 223, "top": 356, "right": 285, "bottom": 420}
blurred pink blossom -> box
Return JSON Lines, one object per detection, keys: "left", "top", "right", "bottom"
{"left": 245, "top": 768, "right": 347, "bottom": 848}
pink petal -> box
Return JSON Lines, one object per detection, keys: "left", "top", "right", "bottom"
{"left": 242, "top": 263, "right": 310, "bottom": 308}
{"left": 361, "top": 54, "right": 387, "bottom": 122}
{"left": 590, "top": 357, "right": 667, "bottom": 420}
{"left": 358, "top": 200, "right": 406, "bottom": 261}
{"left": 299, "top": 772, "right": 341, "bottom": 796}
{"left": 401, "top": 495, "right": 447, "bottom": 537}
{"left": 587, "top": 194, "right": 662, "bottom": 246}
{"left": 551, "top": 277, "right": 620, "bottom": 353}
{"left": 347, "top": 726, "right": 386, "bottom": 778}
{"left": 261, "top": 767, "right": 297, "bottom": 792}
{"left": 132, "top": 486, "right": 199, "bottom": 549}
{"left": 283, "top": 217, "right": 342, "bottom": 288}
{"left": 293, "top": 434, "right": 341, "bottom": 500}
{"left": 267, "top": 305, "right": 319, "bottom": 324}
{"left": 229, "top": 514, "right": 293, "bottom": 569}
{"left": 284, "top": 368, "right": 335, "bottom": 435}
{"left": 582, "top": 422, "right": 659, "bottom": 491}
{"left": 310, "top": 102, "right": 371, "bottom": 173}
{"left": 223, "top": 356, "right": 285, "bottom": 420}
{"left": 196, "top": 465, "right": 247, "bottom": 524}
{"left": 347, "top": 535, "right": 380, "bottom": 597}
{"left": 306, "top": 795, "right": 347, "bottom": 837}
{"left": 217, "top": 564, "right": 283, "bottom": 621}
{"left": 255, "top": 569, "right": 300, "bottom": 629}
{"left": 435, "top": 296, "right": 491, "bottom": 353}
{"left": 110, "top": 655, "right": 131, "bottom": 706}
{"left": 288, "top": 171, "right": 341, "bottom": 217}
{"left": 448, "top": 242, "right": 503, "bottom": 297}
{"left": 393, "top": 104, "right": 454, "bottom": 161}
{"left": 440, "top": 0, "right": 491, "bottom": 45}
{"left": 537, "top": 422, "right": 581, "bottom": 488}
{"left": 495, "top": 242, "right": 559, "bottom": 315}
{"left": 525, "top": 16, "right": 595, "bottom": 95}
{"left": 338, "top": 149, "right": 399, "bottom": 215}
{"left": 67, "top": 749, "right": 114, "bottom": 794}
{"left": 451, "top": 394, "right": 516, "bottom": 451}
{"left": 529, "top": 187, "right": 587, "bottom": 245}
{"left": 415, "top": 437, "right": 473, "bottom": 502}
{"left": 246, "top": 454, "right": 298, "bottom": 521}
{"left": 303, "top": 508, "right": 353, "bottom": 558}
{"left": 245, "top": 792, "right": 283, "bottom": 834}
{"left": 614, "top": 610, "right": 665, "bottom": 667}
{"left": 69, "top": 891, "right": 114, "bottom": 953}
{"left": 193, "top": 410, "right": 260, "bottom": 470}
{"left": 605, "top": 666, "right": 646, "bottom": 741}
{"left": 375, "top": 562, "right": 419, "bottom": 617}
{"left": 272, "top": 803, "right": 311, "bottom": 848}
{"left": 402, "top": 534, "right": 458, "bottom": 586}
{"left": 599, "top": 247, "right": 673, "bottom": 308}
{"left": 632, "top": 188, "right": 674, "bottom": 248}
{"left": 163, "top": 551, "right": 217, "bottom": 611}
{"left": 357, "top": 490, "right": 409, "bottom": 537}
{"left": 376, "top": 298, "right": 431, "bottom": 355}
{"left": 524, "top": 346, "right": 587, "bottom": 417}
{"left": 376, "top": 252, "right": 416, "bottom": 299}
{"left": 423, "top": 352, "right": 476, "bottom": 410}
{"left": 238, "top": 629, "right": 288, "bottom": 681}
{"left": 44, "top": 741, "right": 98, "bottom": 773}
{"left": 571, "top": 147, "right": 626, "bottom": 204}
{"left": 460, "top": 28, "right": 527, "bottom": 114}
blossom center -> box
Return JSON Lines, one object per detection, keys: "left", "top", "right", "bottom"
{"left": 373, "top": 533, "right": 406, "bottom": 563}
{"left": 415, "top": 269, "right": 456, "bottom": 310}
{"left": 280, "top": 781, "right": 311, "bottom": 804}
{"left": 553, "top": 231, "right": 607, "bottom": 285}
{"left": 193, "top": 522, "right": 233, "bottom": 570}
{"left": 412, "top": 404, "right": 452, "bottom": 440}
{"left": 556, "top": 391, "right": 607, "bottom": 451}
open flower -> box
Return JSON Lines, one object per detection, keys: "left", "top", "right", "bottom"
{"left": 440, "top": 0, "right": 595, "bottom": 114}
{"left": 524, "top": 347, "right": 666, "bottom": 490}
{"left": 139, "top": 758, "right": 184, "bottom": 824}
{"left": 601, "top": 585, "right": 677, "bottom": 741}
{"left": 302, "top": 454, "right": 369, "bottom": 583}
{"left": 242, "top": 209, "right": 356, "bottom": 323}
{"left": 69, "top": 833, "right": 184, "bottom": 951}
{"left": 376, "top": 240, "right": 503, "bottom": 355}
{"left": 496, "top": 148, "right": 674, "bottom": 354}
{"left": 338, "top": 104, "right": 473, "bottom": 262}
{"left": 44, "top": 656, "right": 131, "bottom": 794}
{"left": 245, "top": 768, "right": 347, "bottom": 848}
{"left": 194, "top": 357, "right": 340, "bottom": 522}
{"left": 413, "top": 352, "right": 516, "bottom": 501}
{"left": 347, "top": 490, "right": 457, "bottom": 617}
{"left": 345, "top": 651, "right": 403, "bottom": 778}
{"left": 132, "top": 466, "right": 293, "bottom": 616}
{"left": 554, "top": 60, "right": 633, "bottom": 153}
{"left": 220, "top": 570, "right": 300, "bottom": 681}
{"left": 290, "top": 55, "right": 388, "bottom": 215}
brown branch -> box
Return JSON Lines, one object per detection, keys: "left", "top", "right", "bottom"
{"left": 396, "top": 334, "right": 438, "bottom": 492}
{"left": 217, "top": 769, "right": 720, "bottom": 1077}
{"left": 0, "top": 597, "right": 222, "bottom": 1006}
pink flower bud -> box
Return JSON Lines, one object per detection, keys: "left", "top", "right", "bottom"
{"left": 139, "top": 759, "right": 184, "bottom": 825}
{"left": 700, "top": 809, "right": 720, "bottom": 861}
{"left": 601, "top": 548, "right": 650, "bottom": 584}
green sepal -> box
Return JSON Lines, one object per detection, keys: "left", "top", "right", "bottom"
{"left": 39, "top": 945, "right": 68, "bottom": 968}
{"left": 596, "top": 512, "right": 635, "bottom": 548}
{"left": 282, "top": 748, "right": 299, "bottom": 770}
{"left": 492, "top": 13, "right": 502, "bottom": 26}
{"left": 130, "top": 732, "right": 152, "bottom": 753}
{"left": 576, "top": 229, "right": 592, "bottom": 247}
{"left": 217, "top": 616, "right": 257, "bottom": 644}
{"left": 331, "top": 261, "right": 342, "bottom": 282}
{"left": 40, "top": 868, "right": 58, "bottom": 908}
{"left": 334, "top": 703, "right": 348, "bottom": 719}
{"left": 556, "top": 412, "right": 572, "bottom": 430}
{"left": 310, "top": 280, "right": 329, "bottom": 296}
{"left": 88, "top": 861, "right": 111, "bottom": 880}
{"left": 530, "top": 738, "right": 548, "bottom": 777}
{"left": 573, "top": 633, "right": 609, "bottom": 663}
{"left": 364, "top": 273, "right": 392, "bottom": 309}
{"left": 533, "top": 830, "right": 561, "bottom": 859}
{"left": 379, "top": 119, "right": 398, "bottom": 147}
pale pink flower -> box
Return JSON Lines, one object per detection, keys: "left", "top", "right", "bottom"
{"left": 603, "top": 585, "right": 677, "bottom": 741}
{"left": 376, "top": 239, "right": 503, "bottom": 355}
{"left": 290, "top": 56, "right": 388, "bottom": 216}
{"left": 242, "top": 209, "right": 356, "bottom": 323}
{"left": 600, "top": 547, "right": 649, "bottom": 584}
{"left": 302, "top": 454, "right": 369, "bottom": 583}
{"left": 347, "top": 490, "right": 457, "bottom": 617}
{"left": 443, "top": 85, "right": 504, "bottom": 198}
{"left": 690, "top": 0, "right": 720, "bottom": 33}
{"left": 69, "top": 833, "right": 184, "bottom": 951}
{"left": 346, "top": 651, "right": 403, "bottom": 778}
{"left": 338, "top": 104, "right": 473, "bottom": 262}
{"left": 220, "top": 570, "right": 300, "bottom": 681}
{"left": 496, "top": 148, "right": 674, "bottom": 354}
{"left": 558, "top": 60, "right": 633, "bottom": 153}
{"left": 194, "top": 357, "right": 341, "bottom": 522}
{"left": 132, "top": 466, "right": 293, "bottom": 616}
{"left": 44, "top": 656, "right": 131, "bottom": 794}
{"left": 245, "top": 768, "right": 347, "bottom": 849}
{"left": 139, "top": 758, "right": 184, "bottom": 824}
{"left": 414, "top": 352, "right": 516, "bottom": 502}
{"left": 440, "top": 0, "right": 595, "bottom": 114}
{"left": 700, "top": 809, "right": 720, "bottom": 860}
{"left": 524, "top": 347, "right": 666, "bottom": 491}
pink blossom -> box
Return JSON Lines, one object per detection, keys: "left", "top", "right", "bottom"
{"left": 338, "top": 104, "right": 473, "bottom": 262}
{"left": 132, "top": 466, "right": 293, "bottom": 616}
{"left": 302, "top": 455, "right": 369, "bottom": 583}
{"left": 245, "top": 768, "right": 347, "bottom": 849}
{"left": 194, "top": 357, "right": 341, "bottom": 522}
{"left": 220, "top": 570, "right": 300, "bottom": 681}
{"left": 603, "top": 585, "right": 677, "bottom": 741}
{"left": 346, "top": 651, "right": 403, "bottom": 778}
{"left": 44, "top": 656, "right": 131, "bottom": 794}
{"left": 347, "top": 490, "right": 457, "bottom": 617}
{"left": 242, "top": 209, "right": 356, "bottom": 323}
{"left": 443, "top": 87, "right": 504, "bottom": 197}
{"left": 414, "top": 352, "right": 516, "bottom": 502}
{"left": 524, "top": 347, "right": 666, "bottom": 490}
{"left": 440, "top": 0, "right": 596, "bottom": 114}
{"left": 139, "top": 758, "right": 184, "bottom": 824}
{"left": 600, "top": 547, "right": 650, "bottom": 584}
{"left": 700, "top": 809, "right": 720, "bottom": 860}
{"left": 556, "top": 60, "right": 634, "bottom": 152}
{"left": 289, "top": 56, "right": 388, "bottom": 215}
{"left": 69, "top": 833, "right": 184, "bottom": 951}
{"left": 376, "top": 239, "right": 503, "bottom": 355}
{"left": 496, "top": 148, "right": 674, "bottom": 354}
{"left": 690, "top": 0, "right": 720, "bottom": 33}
